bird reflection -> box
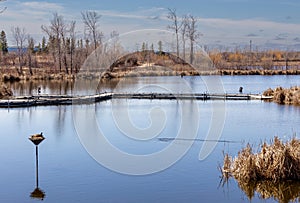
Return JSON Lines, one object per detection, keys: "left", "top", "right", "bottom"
{"left": 29, "top": 133, "right": 46, "bottom": 201}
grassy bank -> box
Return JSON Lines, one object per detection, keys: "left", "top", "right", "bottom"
{"left": 1, "top": 50, "right": 300, "bottom": 82}
{"left": 219, "top": 69, "right": 300, "bottom": 76}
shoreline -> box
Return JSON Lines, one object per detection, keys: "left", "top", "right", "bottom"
{"left": 1, "top": 69, "right": 300, "bottom": 82}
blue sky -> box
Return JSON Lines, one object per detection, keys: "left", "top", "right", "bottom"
{"left": 1, "top": 0, "right": 300, "bottom": 49}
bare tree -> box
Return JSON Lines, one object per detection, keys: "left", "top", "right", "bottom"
{"left": 11, "top": 26, "right": 27, "bottom": 74}
{"left": 59, "top": 21, "right": 69, "bottom": 74}
{"left": 27, "top": 35, "right": 35, "bottom": 75}
{"left": 181, "top": 15, "right": 188, "bottom": 61}
{"left": 42, "top": 13, "right": 68, "bottom": 72}
{"left": 69, "top": 21, "right": 76, "bottom": 74}
{"left": 187, "top": 15, "right": 199, "bottom": 64}
{"left": 81, "top": 11, "right": 102, "bottom": 51}
{"left": 167, "top": 8, "right": 181, "bottom": 57}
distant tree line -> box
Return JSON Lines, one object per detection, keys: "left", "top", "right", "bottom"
{"left": 0, "top": 10, "right": 122, "bottom": 76}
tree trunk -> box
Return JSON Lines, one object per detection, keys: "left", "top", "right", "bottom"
{"left": 28, "top": 52, "right": 33, "bottom": 75}
{"left": 190, "top": 41, "right": 194, "bottom": 64}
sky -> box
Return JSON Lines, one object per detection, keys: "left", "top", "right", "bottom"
{"left": 1, "top": 0, "right": 300, "bottom": 50}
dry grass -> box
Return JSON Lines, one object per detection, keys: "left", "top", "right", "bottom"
{"left": 219, "top": 69, "right": 300, "bottom": 76}
{"left": 263, "top": 86, "right": 300, "bottom": 105}
{"left": 222, "top": 137, "right": 300, "bottom": 182}
{"left": 222, "top": 137, "right": 300, "bottom": 202}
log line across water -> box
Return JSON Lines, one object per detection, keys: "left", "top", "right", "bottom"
{"left": 0, "top": 93, "right": 273, "bottom": 108}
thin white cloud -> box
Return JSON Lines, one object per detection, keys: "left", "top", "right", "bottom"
{"left": 199, "top": 17, "right": 300, "bottom": 42}
{"left": 0, "top": 1, "right": 66, "bottom": 44}
{"left": 200, "top": 17, "right": 300, "bottom": 31}
{"left": 97, "top": 7, "right": 167, "bottom": 21}
{"left": 22, "top": 1, "right": 63, "bottom": 11}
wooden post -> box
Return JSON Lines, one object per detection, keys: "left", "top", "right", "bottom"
{"left": 36, "top": 145, "right": 39, "bottom": 188}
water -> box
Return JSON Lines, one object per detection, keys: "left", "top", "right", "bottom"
{"left": 1, "top": 75, "right": 300, "bottom": 202}
{"left": 8, "top": 75, "right": 300, "bottom": 96}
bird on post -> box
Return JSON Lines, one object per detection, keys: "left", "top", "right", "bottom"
{"left": 29, "top": 132, "right": 45, "bottom": 145}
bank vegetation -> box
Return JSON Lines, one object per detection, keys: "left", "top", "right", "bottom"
{"left": 263, "top": 86, "right": 300, "bottom": 105}
{"left": 221, "top": 137, "right": 300, "bottom": 202}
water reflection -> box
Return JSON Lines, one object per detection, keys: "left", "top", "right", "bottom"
{"left": 30, "top": 188, "right": 45, "bottom": 201}
{"left": 6, "top": 80, "right": 75, "bottom": 96}
{"left": 237, "top": 180, "right": 300, "bottom": 203}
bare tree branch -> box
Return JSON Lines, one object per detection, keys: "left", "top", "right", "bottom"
{"left": 81, "top": 11, "right": 102, "bottom": 51}
{"left": 11, "top": 26, "right": 27, "bottom": 74}
{"left": 41, "top": 13, "right": 68, "bottom": 72}
{"left": 167, "top": 8, "right": 181, "bottom": 57}
{"left": 69, "top": 21, "right": 76, "bottom": 74}
{"left": 186, "top": 15, "right": 199, "bottom": 64}
{"left": 180, "top": 15, "right": 189, "bottom": 61}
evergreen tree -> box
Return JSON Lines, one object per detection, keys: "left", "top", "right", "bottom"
{"left": 141, "top": 42, "right": 146, "bottom": 52}
{"left": 158, "top": 41, "right": 163, "bottom": 55}
{"left": 0, "top": 30, "right": 8, "bottom": 54}
{"left": 28, "top": 37, "right": 35, "bottom": 53}
{"left": 37, "top": 43, "right": 42, "bottom": 53}
{"left": 41, "top": 36, "right": 47, "bottom": 52}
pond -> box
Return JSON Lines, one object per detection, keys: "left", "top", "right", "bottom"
{"left": 0, "top": 75, "right": 300, "bottom": 202}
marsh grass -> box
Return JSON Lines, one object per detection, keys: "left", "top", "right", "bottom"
{"left": 263, "top": 86, "right": 300, "bottom": 105}
{"left": 222, "top": 137, "right": 300, "bottom": 183}
{"left": 222, "top": 137, "right": 300, "bottom": 202}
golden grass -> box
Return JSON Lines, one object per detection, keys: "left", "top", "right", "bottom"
{"left": 221, "top": 137, "right": 300, "bottom": 201}
{"left": 222, "top": 137, "right": 300, "bottom": 182}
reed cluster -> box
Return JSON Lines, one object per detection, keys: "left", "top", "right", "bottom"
{"left": 222, "top": 137, "right": 300, "bottom": 182}
{"left": 263, "top": 86, "right": 300, "bottom": 105}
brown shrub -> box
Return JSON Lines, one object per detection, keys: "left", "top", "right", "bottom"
{"left": 0, "top": 85, "right": 13, "bottom": 99}
{"left": 222, "top": 137, "right": 300, "bottom": 182}
{"left": 265, "top": 86, "right": 300, "bottom": 105}
{"left": 263, "top": 88, "right": 274, "bottom": 97}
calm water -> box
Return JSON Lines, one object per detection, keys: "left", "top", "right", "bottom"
{"left": 1, "top": 75, "right": 300, "bottom": 203}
